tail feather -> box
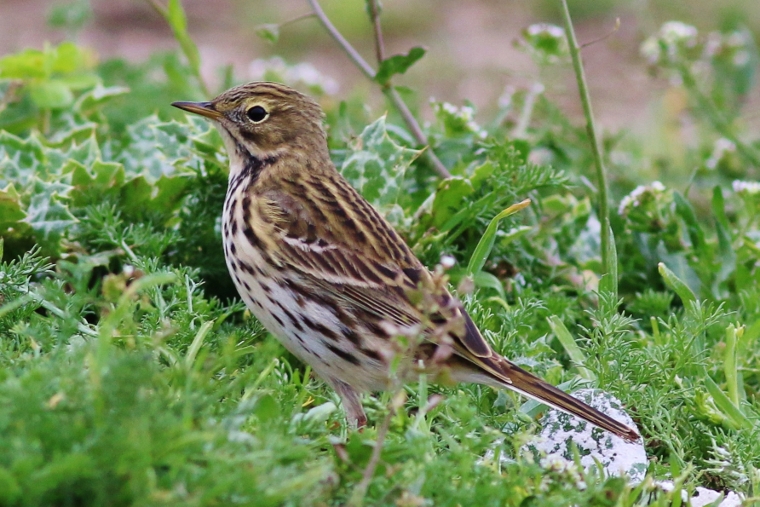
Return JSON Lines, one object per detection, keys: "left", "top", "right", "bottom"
{"left": 488, "top": 356, "right": 640, "bottom": 442}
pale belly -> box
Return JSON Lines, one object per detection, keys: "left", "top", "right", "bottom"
{"left": 222, "top": 197, "right": 390, "bottom": 393}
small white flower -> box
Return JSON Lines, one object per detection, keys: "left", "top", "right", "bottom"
{"left": 618, "top": 181, "right": 666, "bottom": 215}
{"left": 434, "top": 102, "right": 487, "bottom": 137}
{"left": 641, "top": 21, "right": 698, "bottom": 65}
{"left": 705, "top": 138, "right": 737, "bottom": 170}
{"left": 732, "top": 180, "right": 760, "bottom": 194}
{"left": 660, "top": 21, "right": 698, "bottom": 46}
{"left": 726, "top": 31, "right": 749, "bottom": 48}
{"left": 640, "top": 36, "right": 662, "bottom": 64}
{"left": 527, "top": 23, "right": 565, "bottom": 39}
{"left": 440, "top": 255, "right": 456, "bottom": 269}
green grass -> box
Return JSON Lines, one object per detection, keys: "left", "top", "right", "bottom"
{"left": 1, "top": 3, "right": 760, "bottom": 505}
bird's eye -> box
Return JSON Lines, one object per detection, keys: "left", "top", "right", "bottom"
{"left": 246, "top": 105, "right": 268, "bottom": 123}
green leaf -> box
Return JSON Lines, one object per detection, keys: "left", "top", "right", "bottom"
{"left": 471, "top": 271, "right": 505, "bottom": 299}
{"left": 598, "top": 223, "right": 618, "bottom": 297}
{"left": 68, "top": 159, "right": 125, "bottom": 206}
{"left": 711, "top": 186, "right": 736, "bottom": 295}
{"left": 24, "top": 178, "right": 77, "bottom": 252}
{"left": 255, "top": 24, "right": 280, "bottom": 44}
{"left": 28, "top": 80, "right": 74, "bottom": 109}
{"left": 0, "top": 49, "right": 47, "bottom": 79}
{"left": 431, "top": 177, "right": 474, "bottom": 229}
{"left": 466, "top": 199, "right": 531, "bottom": 275}
{"left": 673, "top": 191, "right": 705, "bottom": 250}
{"left": 658, "top": 261, "right": 696, "bottom": 305}
{"left": 703, "top": 375, "right": 752, "bottom": 430}
{"left": 469, "top": 161, "right": 495, "bottom": 190}
{"left": 374, "top": 47, "right": 426, "bottom": 85}
{"left": 0, "top": 184, "right": 26, "bottom": 228}
{"left": 51, "top": 41, "right": 94, "bottom": 74}
{"left": 116, "top": 116, "right": 202, "bottom": 180}
{"left": 340, "top": 115, "right": 422, "bottom": 210}
{"left": 547, "top": 315, "right": 594, "bottom": 381}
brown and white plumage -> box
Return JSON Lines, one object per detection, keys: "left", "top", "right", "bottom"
{"left": 172, "top": 82, "right": 640, "bottom": 442}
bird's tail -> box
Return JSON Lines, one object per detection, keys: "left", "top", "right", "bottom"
{"left": 485, "top": 356, "right": 640, "bottom": 442}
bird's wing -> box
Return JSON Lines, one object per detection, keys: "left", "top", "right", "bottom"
{"left": 258, "top": 181, "right": 493, "bottom": 359}
{"left": 258, "top": 181, "right": 641, "bottom": 442}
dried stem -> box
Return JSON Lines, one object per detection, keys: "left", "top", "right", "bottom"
{"left": 279, "top": 12, "right": 316, "bottom": 28}
{"left": 560, "top": 0, "right": 617, "bottom": 297}
{"left": 347, "top": 396, "right": 397, "bottom": 507}
{"left": 580, "top": 18, "right": 621, "bottom": 49}
{"left": 367, "top": 0, "right": 385, "bottom": 63}
{"left": 307, "top": 0, "right": 375, "bottom": 79}
{"left": 306, "top": 0, "right": 451, "bottom": 179}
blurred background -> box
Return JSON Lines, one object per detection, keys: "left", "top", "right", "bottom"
{"left": 1, "top": 0, "right": 759, "bottom": 179}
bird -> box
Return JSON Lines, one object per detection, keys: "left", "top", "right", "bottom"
{"left": 172, "top": 82, "right": 640, "bottom": 442}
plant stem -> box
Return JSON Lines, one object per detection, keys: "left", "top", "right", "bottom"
{"left": 306, "top": 0, "right": 451, "bottom": 179}
{"left": 348, "top": 393, "right": 398, "bottom": 507}
{"left": 560, "top": 0, "right": 616, "bottom": 297}
{"left": 307, "top": 0, "right": 375, "bottom": 79}
{"left": 367, "top": 0, "right": 385, "bottom": 63}
{"left": 279, "top": 12, "right": 316, "bottom": 29}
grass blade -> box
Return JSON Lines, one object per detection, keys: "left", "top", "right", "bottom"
{"left": 466, "top": 199, "right": 530, "bottom": 275}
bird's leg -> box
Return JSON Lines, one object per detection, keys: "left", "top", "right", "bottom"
{"left": 330, "top": 378, "right": 367, "bottom": 428}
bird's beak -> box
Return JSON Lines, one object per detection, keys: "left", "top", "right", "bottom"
{"left": 171, "top": 101, "right": 223, "bottom": 120}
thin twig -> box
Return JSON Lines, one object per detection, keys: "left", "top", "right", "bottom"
{"left": 367, "top": 0, "right": 385, "bottom": 63}
{"left": 580, "top": 18, "right": 621, "bottom": 49}
{"left": 280, "top": 12, "right": 316, "bottom": 28}
{"left": 307, "top": 0, "right": 375, "bottom": 79}
{"left": 347, "top": 393, "right": 399, "bottom": 507}
{"left": 306, "top": 0, "right": 451, "bottom": 179}
{"left": 560, "top": 0, "right": 616, "bottom": 297}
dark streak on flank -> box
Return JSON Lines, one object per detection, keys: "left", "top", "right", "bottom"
{"left": 402, "top": 267, "right": 422, "bottom": 285}
{"left": 238, "top": 260, "right": 255, "bottom": 275}
{"left": 326, "top": 343, "right": 360, "bottom": 365}
{"left": 243, "top": 225, "right": 261, "bottom": 249}
{"left": 361, "top": 347, "right": 382, "bottom": 362}
{"left": 343, "top": 326, "right": 361, "bottom": 345}
{"left": 354, "top": 259, "right": 382, "bottom": 284}
{"left": 313, "top": 322, "right": 339, "bottom": 341}
{"left": 281, "top": 307, "right": 303, "bottom": 332}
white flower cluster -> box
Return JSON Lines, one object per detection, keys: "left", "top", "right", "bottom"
{"left": 705, "top": 138, "right": 737, "bottom": 170}
{"left": 640, "top": 21, "right": 698, "bottom": 65}
{"left": 248, "top": 57, "right": 339, "bottom": 95}
{"left": 705, "top": 30, "right": 754, "bottom": 67}
{"left": 732, "top": 180, "right": 760, "bottom": 195}
{"left": 618, "top": 181, "right": 666, "bottom": 215}
{"left": 434, "top": 101, "right": 487, "bottom": 138}
{"left": 526, "top": 23, "right": 565, "bottom": 40}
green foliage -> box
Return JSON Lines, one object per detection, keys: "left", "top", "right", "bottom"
{"left": 339, "top": 115, "right": 422, "bottom": 215}
{"left": 1, "top": 9, "right": 760, "bottom": 507}
{"left": 374, "top": 47, "right": 426, "bottom": 85}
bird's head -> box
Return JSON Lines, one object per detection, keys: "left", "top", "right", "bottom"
{"left": 173, "top": 82, "right": 328, "bottom": 177}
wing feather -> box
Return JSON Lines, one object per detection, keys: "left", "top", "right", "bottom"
{"left": 262, "top": 187, "right": 494, "bottom": 362}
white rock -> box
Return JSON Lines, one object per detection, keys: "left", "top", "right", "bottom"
{"left": 691, "top": 487, "right": 744, "bottom": 507}
{"left": 522, "top": 388, "right": 647, "bottom": 483}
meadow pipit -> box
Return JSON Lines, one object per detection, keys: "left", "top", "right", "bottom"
{"left": 173, "top": 82, "right": 639, "bottom": 442}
